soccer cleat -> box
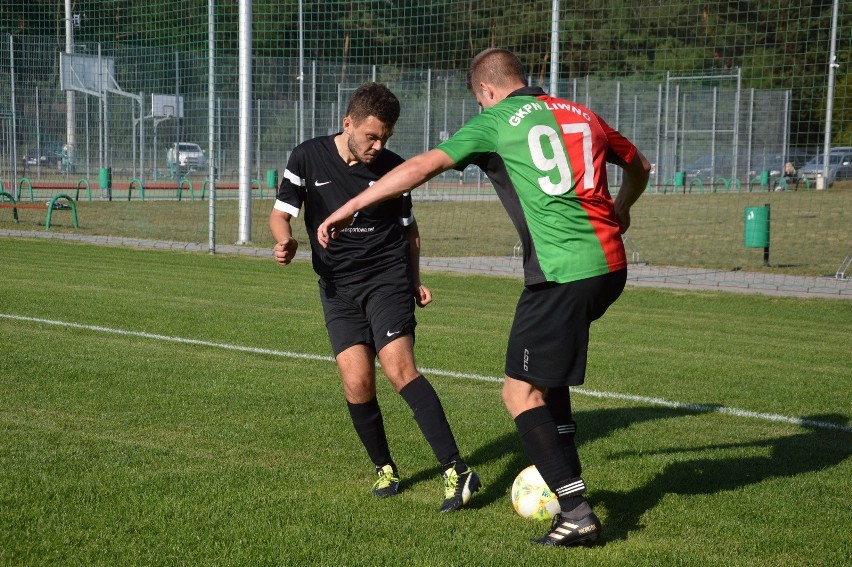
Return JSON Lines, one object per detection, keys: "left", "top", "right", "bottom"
{"left": 439, "top": 465, "right": 481, "bottom": 513}
{"left": 534, "top": 511, "right": 602, "bottom": 547}
{"left": 371, "top": 464, "right": 400, "bottom": 498}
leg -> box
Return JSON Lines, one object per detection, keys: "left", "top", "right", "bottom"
{"left": 504, "top": 377, "right": 581, "bottom": 497}
{"left": 362, "top": 272, "right": 479, "bottom": 511}
{"left": 337, "top": 343, "right": 379, "bottom": 404}
{"left": 321, "top": 278, "right": 405, "bottom": 497}
{"left": 544, "top": 386, "right": 582, "bottom": 477}
{"left": 502, "top": 374, "right": 546, "bottom": 419}
{"left": 377, "top": 336, "right": 462, "bottom": 470}
{"left": 374, "top": 334, "right": 420, "bottom": 392}
{"left": 337, "top": 344, "right": 401, "bottom": 497}
{"left": 505, "top": 376, "right": 599, "bottom": 546}
{"left": 504, "top": 377, "right": 585, "bottom": 506}
{"left": 337, "top": 344, "right": 393, "bottom": 467}
{"left": 368, "top": 283, "right": 463, "bottom": 469}
{"left": 502, "top": 278, "right": 625, "bottom": 546}
{"left": 502, "top": 284, "right": 583, "bottom": 501}
{"left": 378, "top": 337, "right": 480, "bottom": 512}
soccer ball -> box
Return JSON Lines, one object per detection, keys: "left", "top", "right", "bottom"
{"left": 511, "top": 465, "right": 561, "bottom": 520}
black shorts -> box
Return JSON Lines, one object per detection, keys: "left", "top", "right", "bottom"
{"left": 319, "top": 265, "right": 416, "bottom": 356}
{"left": 504, "top": 269, "right": 627, "bottom": 388}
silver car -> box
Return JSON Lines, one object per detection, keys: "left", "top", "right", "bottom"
{"left": 168, "top": 142, "right": 207, "bottom": 171}
{"left": 798, "top": 147, "right": 852, "bottom": 185}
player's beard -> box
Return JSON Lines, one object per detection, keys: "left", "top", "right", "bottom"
{"left": 348, "top": 136, "right": 379, "bottom": 165}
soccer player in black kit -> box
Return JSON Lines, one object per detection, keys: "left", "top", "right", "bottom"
{"left": 269, "top": 83, "right": 479, "bottom": 512}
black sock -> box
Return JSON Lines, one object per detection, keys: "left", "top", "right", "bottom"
{"left": 544, "top": 387, "right": 582, "bottom": 477}
{"left": 399, "top": 375, "right": 463, "bottom": 471}
{"left": 515, "top": 406, "right": 587, "bottom": 516}
{"left": 347, "top": 397, "right": 394, "bottom": 470}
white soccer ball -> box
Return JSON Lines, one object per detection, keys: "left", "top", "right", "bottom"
{"left": 511, "top": 465, "right": 561, "bottom": 521}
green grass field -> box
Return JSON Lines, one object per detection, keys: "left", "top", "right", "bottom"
{"left": 1, "top": 237, "right": 850, "bottom": 566}
{"left": 2, "top": 180, "right": 850, "bottom": 276}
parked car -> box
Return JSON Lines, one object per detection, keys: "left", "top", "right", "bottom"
{"left": 167, "top": 142, "right": 207, "bottom": 173}
{"left": 682, "top": 154, "right": 733, "bottom": 183}
{"left": 798, "top": 147, "right": 852, "bottom": 185}
{"left": 22, "top": 148, "right": 46, "bottom": 166}
{"left": 21, "top": 141, "right": 64, "bottom": 169}
{"left": 748, "top": 150, "right": 811, "bottom": 179}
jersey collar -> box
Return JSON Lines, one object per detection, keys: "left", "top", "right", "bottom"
{"left": 507, "top": 86, "right": 547, "bottom": 98}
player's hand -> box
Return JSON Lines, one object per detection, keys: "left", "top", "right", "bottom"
{"left": 317, "top": 205, "right": 356, "bottom": 248}
{"left": 273, "top": 237, "right": 299, "bottom": 265}
{"left": 415, "top": 284, "right": 432, "bottom": 308}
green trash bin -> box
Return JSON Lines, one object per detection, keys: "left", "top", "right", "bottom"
{"left": 98, "top": 167, "right": 112, "bottom": 201}
{"left": 744, "top": 205, "right": 770, "bottom": 248}
{"left": 266, "top": 169, "right": 278, "bottom": 192}
{"left": 674, "top": 171, "right": 685, "bottom": 189}
{"left": 759, "top": 170, "right": 770, "bottom": 188}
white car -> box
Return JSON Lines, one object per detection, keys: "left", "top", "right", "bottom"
{"left": 167, "top": 142, "right": 207, "bottom": 171}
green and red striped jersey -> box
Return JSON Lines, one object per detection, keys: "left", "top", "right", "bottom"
{"left": 437, "top": 86, "right": 637, "bottom": 285}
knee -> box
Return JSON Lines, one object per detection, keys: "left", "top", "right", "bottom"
{"left": 342, "top": 375, "right": 377, "bottom": 404}
{"left": 376, "top": 341, "right": 419, "bottom": 392}
{"left": 383, "top": 368, "right": 419, "bottom": 393}
{"left": 502, "top": 377, "right": 545, "bottom": 419}
{"left": 502, "top": 381, "right": 526, "bottom": 417}
{"left": 501, "top": 382, "right": 512, "bottom": 410}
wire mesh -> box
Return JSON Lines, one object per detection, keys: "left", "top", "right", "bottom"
{"left": 0, "top": 1, "right": 849, "bottom": 287}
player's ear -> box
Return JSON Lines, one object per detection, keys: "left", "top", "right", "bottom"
{"left": 342, "top": 115, "right": 352, "bottom": 132}
{"left": 479, "top": 83, "right": 497, "bottom": 107}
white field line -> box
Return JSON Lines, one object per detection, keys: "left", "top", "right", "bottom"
{"left": 3, "top": 313, "right": 850, "bottom": 434}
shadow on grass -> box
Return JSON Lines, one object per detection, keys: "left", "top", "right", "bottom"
{"left": 589, "top": 412, "right": 850, "bottom": 542}
{"left": 405, "top": 405, "right": 850, "bottom": 540}
{"left": 403, "top": 405, "right": 698, "bottom": 511}
{"left": 398, "top": 432, "right": 525, "bottom": 509}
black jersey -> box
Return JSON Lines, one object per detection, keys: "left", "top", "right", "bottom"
{"left": 274, "top": 134, "right": 412, "bottom": 283}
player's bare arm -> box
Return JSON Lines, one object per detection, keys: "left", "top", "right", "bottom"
{"left": 403, "top": 220, "right": 432, "bottom": 308}
{"left": 613, "top": 150, "right": 651, "bottom": 234}
{"left": 317, "top": 149, "right": 456, "bottom": 248}
{"left": 269, "top": 208, "right": 299, "bottom": 265}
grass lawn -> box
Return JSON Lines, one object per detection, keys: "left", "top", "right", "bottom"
{"left": 0, "top": 237, "right": 850, "bottom": 566}
{"left": 1, "top": 180, "right": 850, "bottom": 276}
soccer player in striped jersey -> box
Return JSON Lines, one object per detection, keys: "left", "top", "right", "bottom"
{"left": 318, "top": 50, "right": 650, "bottom": 546}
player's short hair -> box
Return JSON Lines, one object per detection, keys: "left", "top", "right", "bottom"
{"left": 345, "top": 82, "right": 401, "bottom": 127}
{"left": 467, "top": 48, "right": 528, "bottom": 91}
